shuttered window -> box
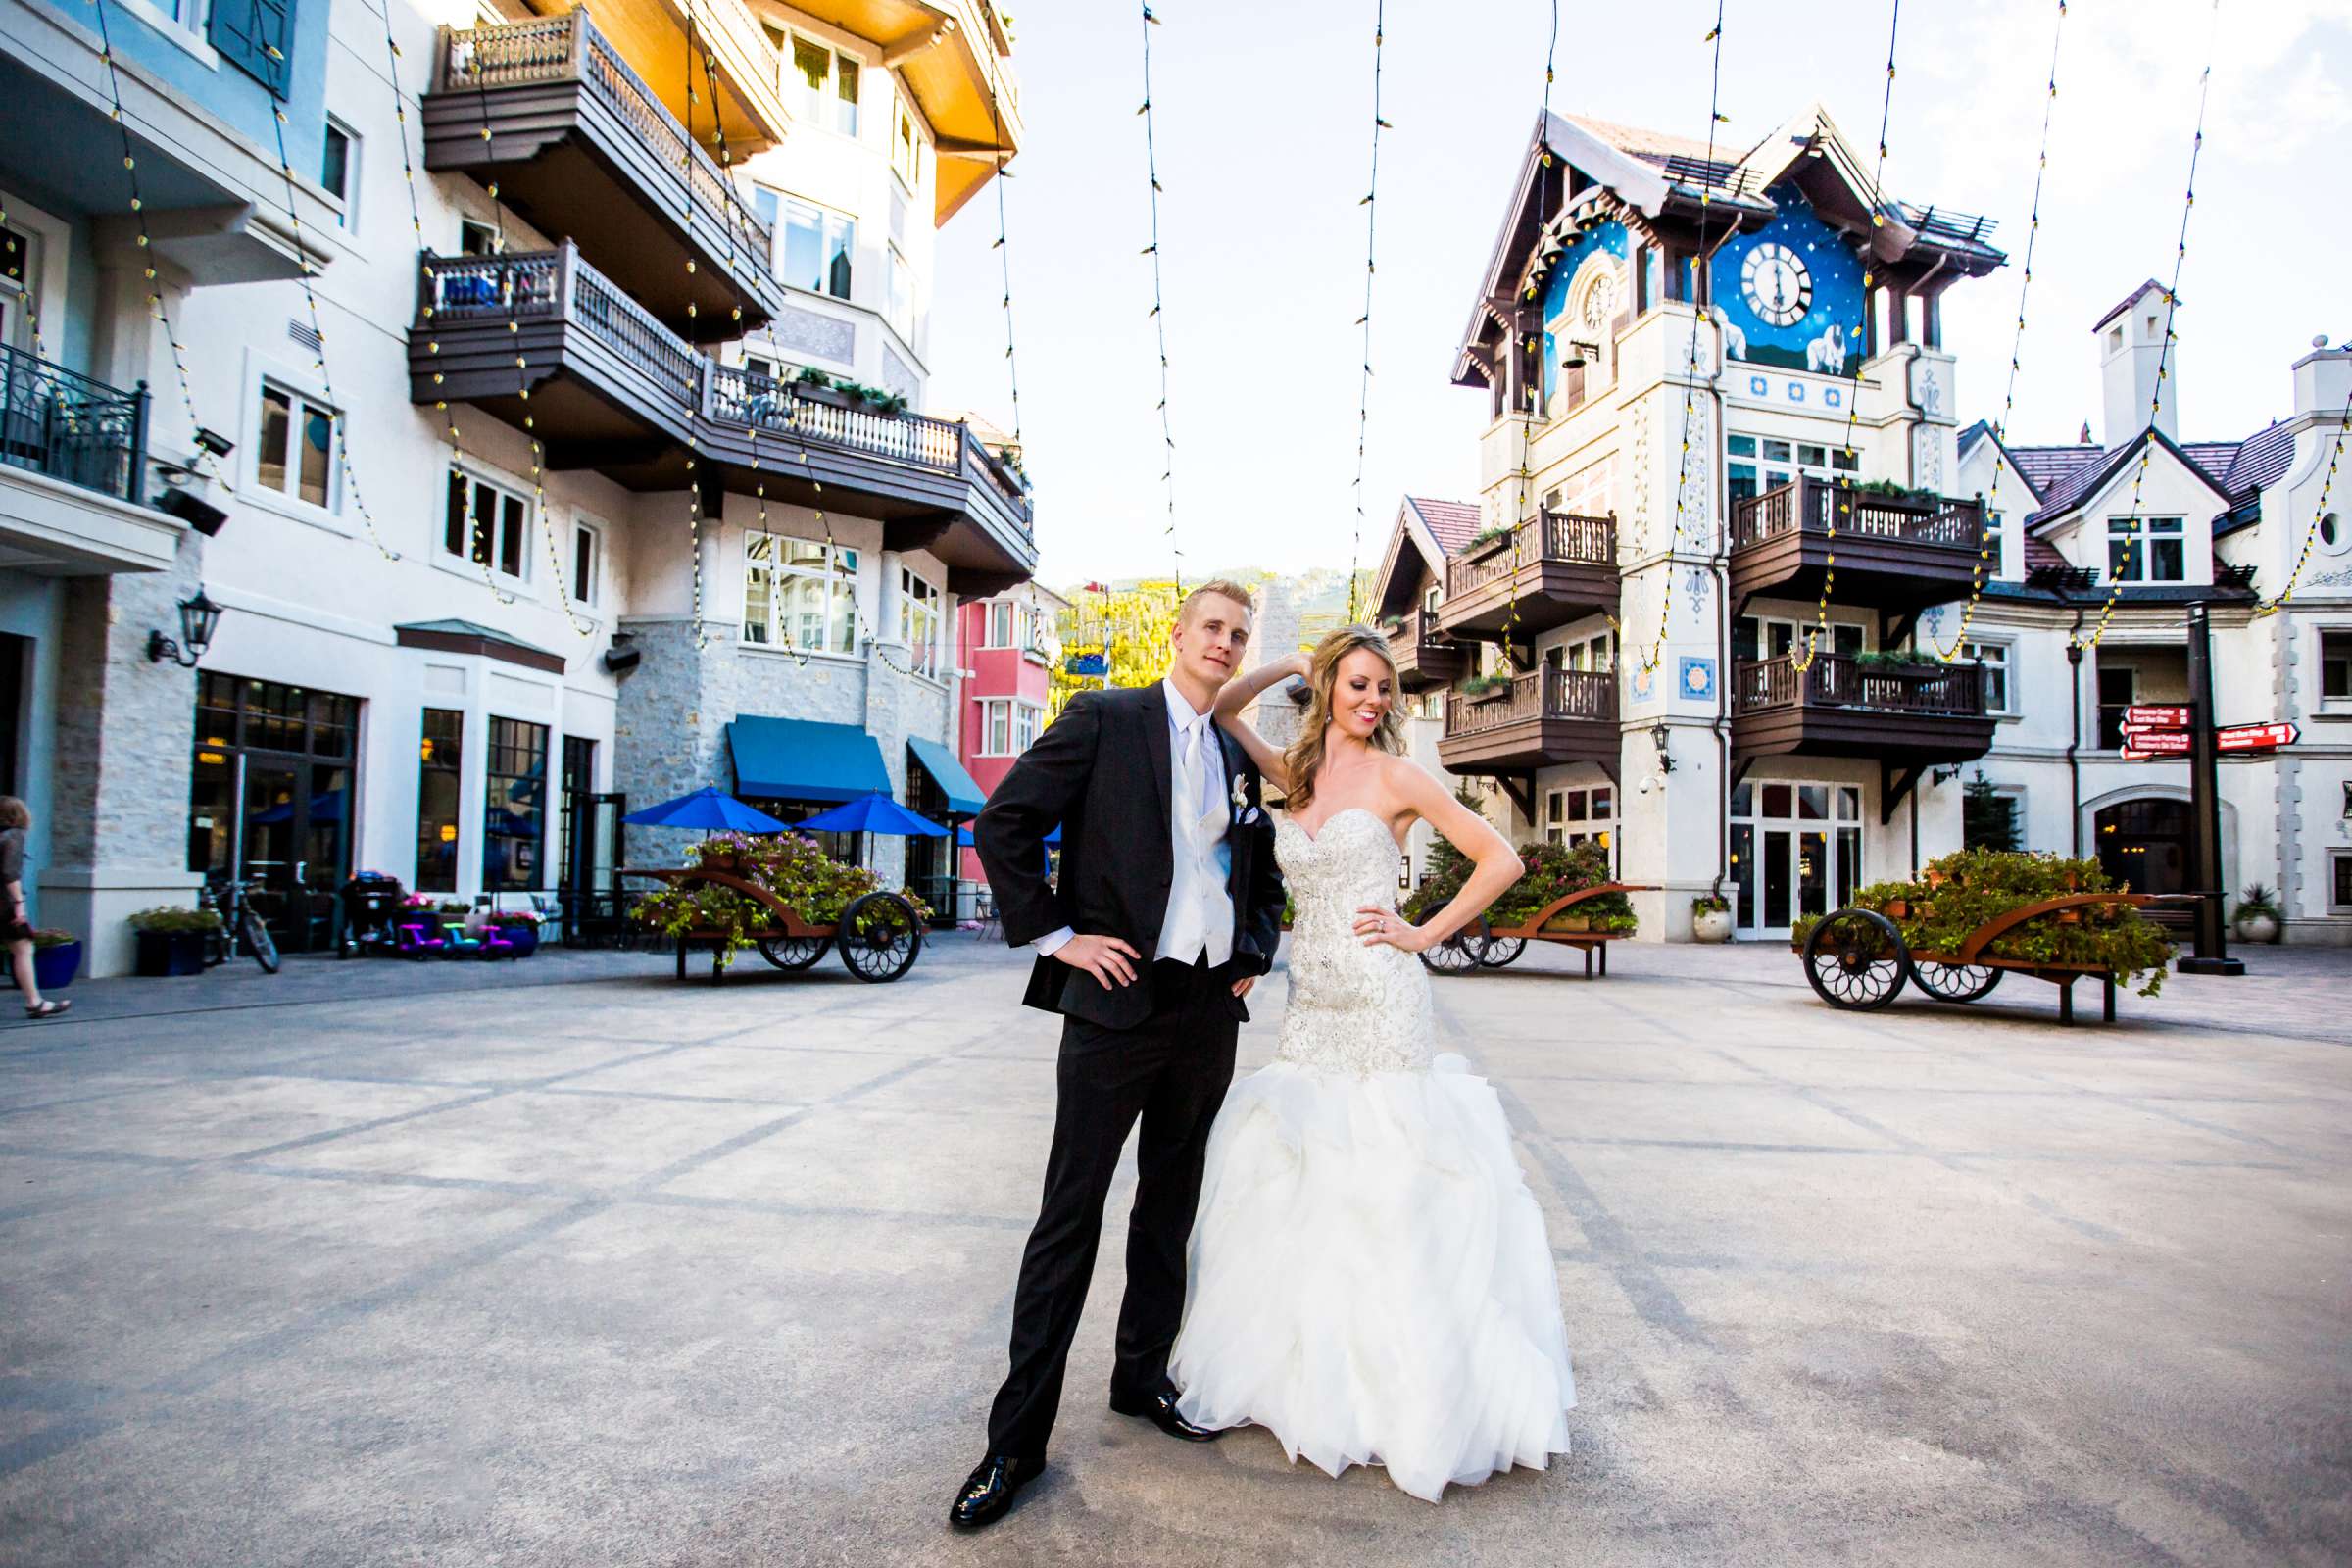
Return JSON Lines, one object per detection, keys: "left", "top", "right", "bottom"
{"left": 210, "top": 0, "right": 295, "bottom": 97}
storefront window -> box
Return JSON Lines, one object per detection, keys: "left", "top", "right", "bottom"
{"left": 483, "top": 716, "right": 548, "bottom": 892}
{"left": 416, "top": 709, "right": 464, "bottom": 893}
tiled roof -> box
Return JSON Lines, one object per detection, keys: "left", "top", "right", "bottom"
{"left": 2007, "top": 443, "right": 2104, "bottom": 500}
{"left": 1561, "top": 113, "right": 1722, "bottom": 169}
{"left": 2024, "top": 444, "right": 2126, "bottom": 520}
{"left": 2092, "top": 278, "right": 2168, "bottom": 333}
{"left": 1407, "top": 496, "right": 1484, "bottom": 556}
{"left": 2023, "top": 535, "right": 2071, "bottom": 573}
{"left": 2180, "top": 441, "right": 2241, "bottom": 490}
{"left": 2221, "top": 422, "right": 2296, "bottom": 498}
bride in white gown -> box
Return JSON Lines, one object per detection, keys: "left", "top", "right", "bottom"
{"left": 1167, "top": 626, "right": 1576, "bottom": 1502}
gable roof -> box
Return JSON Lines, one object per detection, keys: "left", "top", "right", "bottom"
{"left": 1407, "top": 496, "right": 1482, "bottom": 555}
{"left": 2092, "top": 279, "right": 2169, "bottom": 334}
{"left": 2025, "top": 424, "right": 2234, "bottom": 531}
{"left": 1958, "top": 419, "right": 2048, "bottom": 505}
{"left": 2220, "top": 422, "right": 2297, "bottom": 499}
{"left": 2007, "top": 442, "right": 2105, "bottom": 504}
{"left": 1370, "top": 496, "right": 1479, "bottom": 619}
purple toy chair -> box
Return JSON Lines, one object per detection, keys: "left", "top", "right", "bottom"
{"left": 397, "top": 922, "right": 449, "bottom": 959}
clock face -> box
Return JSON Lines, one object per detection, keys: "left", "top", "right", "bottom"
{"left": 1741, "top": 243, "right": 1812, "bottom": 328}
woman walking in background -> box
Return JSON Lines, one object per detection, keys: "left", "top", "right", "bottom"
{"left": 1, "top": 796, "right": 67, "bottom": 1018}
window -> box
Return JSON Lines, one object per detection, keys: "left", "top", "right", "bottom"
{"left": 1984, "top": 509, "right": 2005, "bottom": 568}
{"left": 2107, "top": 515, "right": 2185, "bottom": 583}
{"left": 255, "top": 382, "right": 338, "bottom": 510}
{"left": 986, "top": 601, "right": 1016, "bottom": 647}
{"left": 744, "top": 532, "right": 858, "bottom": 654}
{"left": 2321, "top": 630, "right": 2352, "bottom": 704}
{"left": 1543, "top": 785, "right": 1615, "bottom": 850}
{"left": 2096, "top": 664, "right": 2135, "bottom": 751}
{"left": 979, "top": 699, "right": 1043, "bottom": 757}
{"left": 769, "top": 192, "right": 855, "bottom": 300}
{"left": 321, "top": 119, "right": 357, "bottom": 228}
{"left": 894, "top": 100, "right": 922, "bottom": 189}
{"left": 571, "top": 519, "right": 600, "bottom": 608}
{"left": 416, "top": 709, "right": 464, "bottom": 893}
{"left": 1963, "top": 773, "right": 2023, "bottom": 853}
{"left": 443, "top": 468, "right": 529, "bottom": 580}
{"left": 1728, "top": 430, "right": 1854, "bottom": 509}
{"left": 787, "top": 36, "right": 860, "bottom": 136}
{"left": 2333, "top": 852, "right": 2352, "bottom": 914}
{"left": 459, "top": 219, "right": 499, "bottom": 257}
{"left": 899, "top": 566, "right": 943, "bottom": 677}
{"left": 886, "top": 245, "right": 914, "bottom": 342}
{"left": 1960, "top": 639, "right": 2012, "bottom": 714}
{"left": 483, "top": 717, "right": 548, "bottom": 893}
{"left": 1557, "top": 631, "right": 1615, "bottom": 672}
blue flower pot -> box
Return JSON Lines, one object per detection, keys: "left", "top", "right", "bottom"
{"left": 499, "top": 925, "right": 540, "bottom": 957}
{"left": 32, "top": 940, "right": 80, "bottom": 991}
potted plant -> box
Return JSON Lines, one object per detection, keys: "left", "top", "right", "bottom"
{"left": 2232, "top": 884, "right": 2282, "bottom": 945}
{"left": 1691, "top": 894, "right": 1733, "bottom": 944}
{"left": 1456, "top": 672, "right": 1514, "bottom": 703}
{"left": 488, "top": 908, "right": 545, "bottom": 956}
{"left": 128, "top": 906, "right": 224, "bottom": 976}
{"left": 29, "top": 929, "right": 80, "bottom": 993}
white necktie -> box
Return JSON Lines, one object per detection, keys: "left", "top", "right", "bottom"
{"left": 1177, "top": 720, "right": 1223, "bottom": 842}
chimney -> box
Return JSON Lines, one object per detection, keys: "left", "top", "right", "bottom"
{"left": 2096, "top": 279, "right": 2177, "bottom": 445}
{"left": 2290, "top": 342, "right": 2352, "bottom": 426}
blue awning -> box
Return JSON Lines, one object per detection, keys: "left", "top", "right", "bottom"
{"left": 727, "top": 716, "right": 892, "bottom": 805}
{"left": 906, "top": 736, "right": 985, "bottom": 818}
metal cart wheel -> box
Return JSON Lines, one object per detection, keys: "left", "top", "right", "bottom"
{"left": 1477, "top": 932, "right": 1527, "bottom": 968}
{"left": 1911, "top": 960, "right": 2003, "bottom": 1004}
{"left": 1419, "top": 916, "right": 1490, "bottom": 975}
{"left": 836, "top": 892, "right": 924, "bottom": 983}
{"left": 1801, "top": 907, "right": 1909, "bottom": 1011}
{"left": 757, "top": 933, "right": 832, "bottom": 971}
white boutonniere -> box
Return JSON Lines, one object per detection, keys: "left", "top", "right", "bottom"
{"left": 1230, "top": 775, "right": 1250, "bottom": 812}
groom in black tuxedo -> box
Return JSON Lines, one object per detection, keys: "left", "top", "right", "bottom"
{"left": 952, "top": 580, "right": 1288, "bottom": 1530}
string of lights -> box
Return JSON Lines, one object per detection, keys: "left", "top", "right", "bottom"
{"left": 1494, "top": 0, "right": 1562, "bottom": 673}
{"left": 2072, "top": 0, "right": 2219, "bottom": 653}
{"left": 1789, "top": 0, "right": 1902, "bottom": 675}
{"left": 83, "top": 0, "right": 207, "bottom": 458}
{"left": 986, "top": 75, "right": 1023, "bottom": 452}
{"left": 1928, "top": 0, "right": 2067, "bottom": 662}
{"left": 264, "top": 94, "right": 408, "bottom": 564}
{"left": 1138, "top": 3, "right": 1181, "bottom": 590}
{"left": 1344, "top": 0, "right": 1387, "bottom": 625}
{"left": 1623, "top": 0, "right": 1728, "bottom": 677}
{"left": 449, "top": 48, "right": 523, "bottom": 605}
{"left": 2251, "top": 372, "right": 2351, "bottom": 616}
{"left": 678, "top": 0, "right": 712, "bottom": 650}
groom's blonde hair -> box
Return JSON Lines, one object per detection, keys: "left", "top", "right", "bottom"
{"left": 1176, "top": 579, "right": 1255, "bottom": 627}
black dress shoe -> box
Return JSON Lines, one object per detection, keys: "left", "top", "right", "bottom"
{"left": 949, "top": 1453, "right": 1042, "bottom": 1530}
{"left": 1108, "top": 1389, "right": 1223, "bottom": 1442}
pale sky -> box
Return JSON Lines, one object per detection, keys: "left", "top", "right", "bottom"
{"left": 926, "top": 0, "right": 2352, "bottom": 582}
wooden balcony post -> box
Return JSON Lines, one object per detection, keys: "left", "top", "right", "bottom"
{"left": 567, "top": 6, "right": 589, "bottom": 74}
{"left": 556, "top": 241, "right": 577, "bottom": 316}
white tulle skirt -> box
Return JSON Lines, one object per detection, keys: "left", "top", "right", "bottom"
{"left": 1168, "top": 1054, "right": 1575, "bottom": 1502}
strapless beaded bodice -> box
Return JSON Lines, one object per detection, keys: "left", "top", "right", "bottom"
{"left": 1272, "top": 808, "right": 1435, "bottom": 1074}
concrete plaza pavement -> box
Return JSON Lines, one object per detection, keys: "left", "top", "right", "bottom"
{"left": 1, "top": 935, "right": 2347, "bottom": 1566}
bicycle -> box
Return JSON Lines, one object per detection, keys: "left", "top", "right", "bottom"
{"left": 203, "top": 877, "right": 281, "bottom": 974}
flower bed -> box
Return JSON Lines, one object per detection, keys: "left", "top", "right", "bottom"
{"left": 1402, "top": 839, "right": 1635, "bottom": 935}
{"left": 1791, "top": 849, "right": 2174, "bottom": 996}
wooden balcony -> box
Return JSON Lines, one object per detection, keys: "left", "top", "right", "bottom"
{"left": 410, "top": 247, "right": 1037, "bottom": 593}
{"left": 422, "top": 12, "right": 784, "bottom": 341}
{"left": 1438, "top": 512, "right": 1618, "bottom": 644}
{"left": 1729, "top": 478, "right": 1986, "bottom": 644}
{"left": 1732, "top": 652, "right": 1995, "bottom": 819}
{"left": 1387, "top": 608, "right": 1465, "bottom": 691}
{"left": 1437, "top": 668, "right": 1619, "bottom": 780}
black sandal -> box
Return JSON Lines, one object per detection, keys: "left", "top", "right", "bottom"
{"left": 24, "top": 1000, "right": 69, "bottom": 1019}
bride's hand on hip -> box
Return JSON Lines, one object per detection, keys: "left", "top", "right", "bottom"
{"left": 1353, "top": 906, "right": 1429, "bottom": 954}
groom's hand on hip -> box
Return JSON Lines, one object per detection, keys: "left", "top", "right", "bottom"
{"left": 1054, "top": 934, "right": 1141, "bottom": 990}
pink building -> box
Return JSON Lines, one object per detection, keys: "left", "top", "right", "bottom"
{"left": 956, "top": 581, "right": 1069, "bottom": 880}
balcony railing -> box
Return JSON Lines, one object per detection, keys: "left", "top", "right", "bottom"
{"left": 1445, "top": 667, "right": 1617, "bottom": 740}
{"left": 1446, "top": 512, "right": 1616, "bottom": 599}
{"left": 1388, "top": 607, "right": 1444, "bottom": 653}
{"left": 1732, "top": 653, "right": 1986, "bottom": 718}
{"left": 1731, "top": 476, "right": 1979, "bottom": 555}
{"left": 416, "top": 246, "right": 1032, "bottom": 533}
{"left": 0, "top": 343, "right": 148, "bottom": 506}
{"left": 436, "top": 13, "right": 775, "bottom": 276}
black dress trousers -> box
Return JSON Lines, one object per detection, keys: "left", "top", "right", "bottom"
{"left": 985, "top": 956, "right": 1241, "bottom": 1463}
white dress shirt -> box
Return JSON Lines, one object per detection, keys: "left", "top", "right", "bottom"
{"left": 1033, "top": 678, "right": 1234, "bottom": 967}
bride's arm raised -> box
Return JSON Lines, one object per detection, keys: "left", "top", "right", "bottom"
{"left": 1355, "top": 757, "right": 1521, "bottom": 954}
{"left": 1211, "top": 649, "right": 1311, "bottom": 795}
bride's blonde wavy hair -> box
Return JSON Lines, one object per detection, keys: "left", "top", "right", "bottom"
{"left": 1281, "top": 625, "right": 1405, "bottom": 812}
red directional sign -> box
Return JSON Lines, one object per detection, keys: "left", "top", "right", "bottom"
{"left": 2124, "top": 705, "right": 2192, "bottom": 729}
{"left": 2217, "top": 721, "right": 2299, "bottom": 753}
{"left": 2120, "top": 730, "right": 2192, "bottom": 758}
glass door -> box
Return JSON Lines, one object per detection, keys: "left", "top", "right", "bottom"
{"left": 1731, "top": 780, "right": 1864, "bottom": 940}
{"left": 187, "top": 674, "right": 360, "bottom": 953}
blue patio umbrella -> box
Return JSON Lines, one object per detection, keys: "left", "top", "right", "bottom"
{"left": 621, "top": 785, "right": 789, "bottom": 835}
{"left": 956, "top": 822, "right": 1059, "bottom": 848}
{"left": 795, "top": 792, "right": 949, "bottom": 838}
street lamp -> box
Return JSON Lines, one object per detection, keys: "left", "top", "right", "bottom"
{"left": 147, "top": 589, "right": 223, "bottom": 668}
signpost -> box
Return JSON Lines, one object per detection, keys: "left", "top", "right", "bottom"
{"left": 2178, "top": 604, "right": 2244, "bottom": 976}
{"left": 2217, "top": 721, "right": 2299, "bottom": 753}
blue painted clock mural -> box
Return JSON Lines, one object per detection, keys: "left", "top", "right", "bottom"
{"left": 1709, "top": 183, "right": 1865, "bottom": 375}
{"left": 1539, "top": 220, "right": 1629, "bottom": 402}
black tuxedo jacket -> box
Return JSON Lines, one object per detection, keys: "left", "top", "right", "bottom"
{"left": 974, "top": 683, "right": 1287, "bottom": 1031}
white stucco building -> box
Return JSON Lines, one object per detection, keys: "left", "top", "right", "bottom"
{"left": 0, "top": 0, "right": 1031, "bottom": 974}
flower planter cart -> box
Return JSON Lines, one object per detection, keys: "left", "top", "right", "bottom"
{"left": 625, "top": 865, "right": 924, "bottom": 984}
{"left": 1798, "top": 891, "right": 2188, "bottom": 1026}
{"left": 1420, "top": 884, "right": 1658, "bottom": 980}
